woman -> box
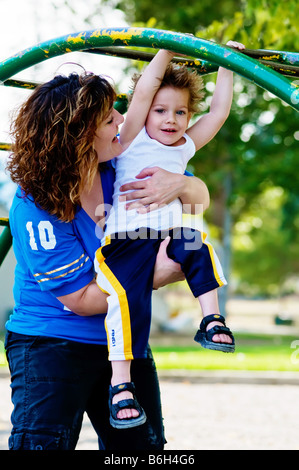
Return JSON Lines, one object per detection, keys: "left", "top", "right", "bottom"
{"left": 5, "top": 71, "right": 210, "bottom": 450}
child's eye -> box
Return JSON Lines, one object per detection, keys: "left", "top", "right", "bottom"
{"left": 155, "top": 108, "right": 165, "bottom": 113}
{"left": 106, "top": 116, "right": 114, "bottom": 124}
{"left": 176, "top": 110, "right": 186, "bottom": 115}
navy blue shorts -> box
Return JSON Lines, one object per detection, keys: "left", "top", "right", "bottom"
{"left": 96, "top": 227, "right": 226, "bottom": 361}
{"left": 5, "top": 331, "right": 165, "bottom": 450}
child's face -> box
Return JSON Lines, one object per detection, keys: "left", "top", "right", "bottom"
{"left": 145, "top": 86, "right": 192, "bottom": 146}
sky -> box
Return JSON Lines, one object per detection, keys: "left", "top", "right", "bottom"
{"left": 0, "top": 0, "right": 129, "bottom": 207}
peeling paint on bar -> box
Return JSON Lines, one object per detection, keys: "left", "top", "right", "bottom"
{"left": 262, "top": 54, "right": 280, "bottom": 61}
{"left": 0, "top": 143, "right": 11, "bottom": 151}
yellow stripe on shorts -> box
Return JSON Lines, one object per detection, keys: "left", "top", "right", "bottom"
{"left": 96, "top": 236, "right": 133, "bottom": 360}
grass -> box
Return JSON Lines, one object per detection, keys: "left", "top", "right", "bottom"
{"left": 1, "top": 332, "right": 298, "bottom": 372}
{"left": 151, "top": 332, "right": 299, "bottom": 372}
{"left": 0, "top": 334, "right": 6, "bottom": 367}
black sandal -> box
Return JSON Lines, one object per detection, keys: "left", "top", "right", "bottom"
{"left": 108, "top": 382, "right": 147, "bottom": 429}
{"left": 194, "top": 314, "right": 235, "bottom": 353}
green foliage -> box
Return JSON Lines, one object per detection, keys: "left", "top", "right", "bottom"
{"left": 232, "top": 188, "right": 299, "bottom": 296}
{"left": 107, "top": 0, "right": 242, "bottom": 33}
{"left": 197, "top": 1, "right": 299, "bottom": 50}
{"left": 106, "top": 0, "right": 299, "bottom": 50}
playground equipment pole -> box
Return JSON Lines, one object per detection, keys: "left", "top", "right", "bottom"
{"left": 0, "top": 27, "right": 298, "bottom": 111}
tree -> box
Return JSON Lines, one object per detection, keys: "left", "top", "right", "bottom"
{"left": 104, "top": 0, "right": 242, "bottom": 33}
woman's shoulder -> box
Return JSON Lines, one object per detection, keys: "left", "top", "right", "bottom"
{"left": 9, "top": 186, "right": 73, "bottom": 236}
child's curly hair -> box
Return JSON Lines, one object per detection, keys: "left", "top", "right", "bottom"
{"left": 7, "top": 72, "right": 116, "bottom": 222}
{"left": 129, "top": 61, "right": 205, "bottom": 114}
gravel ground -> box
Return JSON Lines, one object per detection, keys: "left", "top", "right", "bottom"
{"left": 1, "top": 371, "right": 299, "bottom": 451}
{"left": 158, "top": 379, "right": 299, "bottom": 450}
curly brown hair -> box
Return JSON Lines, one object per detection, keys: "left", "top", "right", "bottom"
{"left": 129, "top": 62, "right": 205, "bottom": 114}
{"left": 7, "top": 72, "right": 116, "bottom": 222}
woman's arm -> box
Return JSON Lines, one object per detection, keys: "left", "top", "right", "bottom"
{"left": 57, "top": 280, "right": 108, "bottom": 316}
{"left": 119, "top": 167, "right": 210, "bottom": 214}
{"left": 57, "top": 241, "right": 184, "bottom": 315}
{"left": 152, "top": 237, "right": 185, "bottom": 288}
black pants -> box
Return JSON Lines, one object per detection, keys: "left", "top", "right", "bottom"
{"left": 5, "top": 331, "right": 165, "bottom": 450}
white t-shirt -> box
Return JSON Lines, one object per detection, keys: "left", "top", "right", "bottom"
{"left": 103, "top": 126, "right": 196, "bottom": 238}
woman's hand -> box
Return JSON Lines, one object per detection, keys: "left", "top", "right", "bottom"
{"left": 152, "top": 236, "right": 185, "bottom": 289}
{"left": 119, "top": 166, "right": 210, "bottom": 214}
{"left": 119, "top": 166, "right": 185, "bottom": 213}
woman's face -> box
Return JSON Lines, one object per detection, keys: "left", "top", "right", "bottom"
{"left": 93, "top": 108, "right": 124, "bottom": 162}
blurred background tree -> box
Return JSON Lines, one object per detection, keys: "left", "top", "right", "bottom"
{"left": 103, "top": 0, "right": 299, "bottom": 304}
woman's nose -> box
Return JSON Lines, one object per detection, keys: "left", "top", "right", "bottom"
{"left": 114, "top": 109, "right": 124, "bottom": 125}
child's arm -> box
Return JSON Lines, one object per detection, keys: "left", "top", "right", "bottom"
{"left": 187, "top": 41, "right": 245, "bottom": 151}
{"left": 119, "top": 49, "right": 175, "bottom": 148}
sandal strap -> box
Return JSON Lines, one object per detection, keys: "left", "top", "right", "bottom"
{"left": 110, "top": 397, "right": 143, "bottom": 421}
{"left": 199, "top": 314, "right": 226, "bottom": 331}
{"left": 113, "top": 398, "right": 136, "bottom": 413}
{"left": 205, "top": 325, "right": 234, "bottom": 343}
{"left": 109, "top": 382, "right": 136, "bottom": 398}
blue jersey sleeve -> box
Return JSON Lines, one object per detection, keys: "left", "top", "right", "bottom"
{"left": 10, "top": 193, "right": 94, "bottom": 297}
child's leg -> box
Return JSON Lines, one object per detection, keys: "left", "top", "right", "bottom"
{"left": 198, "top": 288, "right": 232, "bottom": 344}
{"left": 95, "top": 235, "right": 160, "bottom": 426}
{"left": 111, "top": 360, "right": 139, "bottom": 420}
{"left": 166, "top": 228, "right": 233, "bottom": 347}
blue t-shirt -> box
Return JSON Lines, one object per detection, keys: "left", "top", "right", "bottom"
{"left": 6, "top": 162, "right": 115, "bottom": 344}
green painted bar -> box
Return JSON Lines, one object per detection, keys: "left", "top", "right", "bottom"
{"left": 0, "top": 218, "right": 9, "bottom": 227}
{"left": 86, "top": 46, "right": 299, "bottom": 77}
{"left": 0, "top": 225, "right": 12, "bottom": 266}
{"left": 2, "top": 78, "right": 40, "bottom": 89}
{"left": 0, "top": 143, "right": 11, "bottom": 151}
{"left": 241, "top": 48, "right": 299, "bottom": 67}
{"left": 84, "top": 47, "right": 217, "bottom": 75}
{"left": 0, "top": 28, "right": 298, "bottom": 110}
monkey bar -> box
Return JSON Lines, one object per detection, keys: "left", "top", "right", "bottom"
{"left": 0, "top": 27, "right": 298, "bottom": 264}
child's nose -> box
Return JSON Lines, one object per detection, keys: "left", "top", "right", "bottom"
{"left": 166, "top": 112, "right": 176, "bottom": 123}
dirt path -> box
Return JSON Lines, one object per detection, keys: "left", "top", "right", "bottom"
{"left": 1, "top": 374, "right": 298, "bottom": 450}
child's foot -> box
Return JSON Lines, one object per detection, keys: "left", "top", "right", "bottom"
{"left": 108, "top": 382, "right": 147, "bottom": 429}
{"left": 206, "top": 319, "right": 233, "bottom": 344}
{"left": 194, "top": 314, "right": 235, "bottom": 352}
{"left": 111, "top": 387, "right": 140, "bottom": 420}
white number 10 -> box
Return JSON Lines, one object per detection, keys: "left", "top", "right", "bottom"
{"left": 26, "top": 221, "right": 57, "bottom": 250}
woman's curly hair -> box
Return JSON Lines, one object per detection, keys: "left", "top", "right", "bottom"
{"left": 7, "top": 72, "right": 116, "bottom": 222}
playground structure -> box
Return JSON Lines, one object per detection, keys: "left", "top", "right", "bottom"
{"left": 0, "top": 27, "right": 298, "bottom": 265}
